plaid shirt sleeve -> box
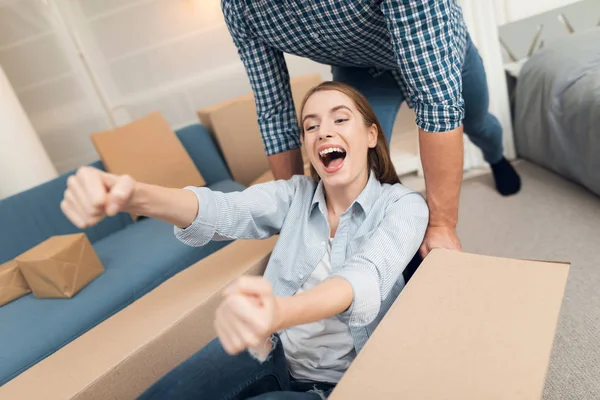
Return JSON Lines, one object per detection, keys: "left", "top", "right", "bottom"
{"left": 380, "top": 0, "right": 465, "bottom": 133}
{"left": 222, "top": 0, "right": 301, "bottom": 156}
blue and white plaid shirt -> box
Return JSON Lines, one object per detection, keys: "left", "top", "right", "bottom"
{"left": 222, "top": 0, "right": 469, "bottom": 156}
{"left": 175, "top": 172, "right": 429, "bottom": 352}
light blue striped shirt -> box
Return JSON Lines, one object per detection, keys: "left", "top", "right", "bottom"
{"left": 175, "top": 172, "right": 429, "bottom": 353}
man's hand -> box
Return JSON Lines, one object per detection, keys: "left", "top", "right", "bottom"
{"left": 268, "top": 148, "right": 304, "bottom": 180}
{"left": 419, "top": 225, "right": 462, "bottom": 257}
{"left": 215, "top": 276, "right": 281, "bottom": 356}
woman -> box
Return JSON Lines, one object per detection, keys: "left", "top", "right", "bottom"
{"left": 61, "top": 82, "right": 429, "bottom": 399}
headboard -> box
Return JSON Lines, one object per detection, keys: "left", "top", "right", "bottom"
{"left": 497, "top": 0, "right": 600, "bottom": 77}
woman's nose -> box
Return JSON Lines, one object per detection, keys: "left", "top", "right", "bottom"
{"left": 318, "top": 126, "right": 335, "bottom": 140}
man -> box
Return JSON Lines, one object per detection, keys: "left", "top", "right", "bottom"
{"left": 221, "top": 0, "right": 521, "bottom": 256}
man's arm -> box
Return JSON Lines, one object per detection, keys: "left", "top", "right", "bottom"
{"left": 380, "top": 0, "right": 466, "bottom": 255}
{"left": 222, "top": 0, "right": 304, "bottom": 180}
{"left": 418, "top": 127, "right": 463, "bottom": 254}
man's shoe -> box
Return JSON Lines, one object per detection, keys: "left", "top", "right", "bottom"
{"left": 491, "top": 157, "right": 521, "bottom": 196}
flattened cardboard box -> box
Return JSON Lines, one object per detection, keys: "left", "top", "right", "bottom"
{"left": 0, "top": 237, "right": 278, "bottom": 400}
{"left": 0, "top": 260, "right": 30, "bottom": 306}
{"left": 198, "top": 74, "right": 322, "bottom": 186}
{"left": 329, "top": 249, "right": 570, "bottom": 400}
{"left": 15, "top": 233, "right": 104, "bottom": 298}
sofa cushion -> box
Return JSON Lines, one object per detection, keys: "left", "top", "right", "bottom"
{"left": 0, "top": 161, "right": 133, "bottom": 264}
{"left": 0, "top": 217, "right": 231, "bottom": 386}
{"left": 0, "top": 179, "right": 244, "bottom": 386}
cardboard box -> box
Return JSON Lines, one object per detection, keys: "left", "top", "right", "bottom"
{"left": 198, "top": 74, "right": 322, "bottom": 186}
{"left": 329, "top": 249, "right": 570, "bottom": 400}
{"left": 16, "top": 233, "right": 104, "bottom": 298}
{"left": 91, "top": 111, "right": 206, "bottom": 189}
{"left": 0, "top": 246, "right": 569, "bottom": 400}
{"left": 0, "top": 237, "right": 277, "bottom": 400}
{"left": 0, "top": 260, "right": 30, "bottom": 306}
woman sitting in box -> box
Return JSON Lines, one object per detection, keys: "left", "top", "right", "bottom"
{"left": 61, "top": 82, "right": 429, "bottom": 399}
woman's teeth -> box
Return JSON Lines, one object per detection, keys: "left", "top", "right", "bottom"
{"left": 319, "top": 147, "right": 345, "bottom": 156}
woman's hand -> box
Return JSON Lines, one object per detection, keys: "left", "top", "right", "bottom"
{"left": 61, "top": 166, "right": 135, "bottom": 229}
{"left": 215, "top": 276, "right": 281, "bottom": 356}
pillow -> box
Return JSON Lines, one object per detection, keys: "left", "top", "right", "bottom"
{"left": 91, "top": 112, "right": 205, "bottom": 189}
{"left": 198, "top": 74, "right": 321, "bottom": 186}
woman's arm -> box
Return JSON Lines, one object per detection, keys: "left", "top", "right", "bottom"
{"left": 127, "top": 181, "right": 199, "bottom": 228}
{"left": 215, "top": 275, "right": 353, "bottom": 357}
{"left": 330, "top": 191, "right": 429, "bottom": 327}
{"left": 60, "top": 166, "right": 198, "bottom": 229}
{"left": 214, "top": 191, "right": 429, "bottom": 356}
{"left": 61, "top": 166, "right": 298, "bottom": 244}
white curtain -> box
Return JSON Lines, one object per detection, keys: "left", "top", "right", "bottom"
{"left": 460, "top": 0, "right": 516, "bottom": 167}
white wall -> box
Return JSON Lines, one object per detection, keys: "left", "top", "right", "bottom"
{"left": 493, "top": 0, "right": 582, "bottom": 25}
{"left": 0, "top": 0, "right": 331, "bottom": 174}
{"left": 1, "top": 0, "right": 589, "bottom": 175}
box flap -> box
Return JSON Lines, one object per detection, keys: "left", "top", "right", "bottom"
{"left": 329, "top": 249, "right": 570, "bottom": 400}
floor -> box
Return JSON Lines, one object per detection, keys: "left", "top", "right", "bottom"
{"left": 454, "top": 161, "right": 600, "bottom": 399}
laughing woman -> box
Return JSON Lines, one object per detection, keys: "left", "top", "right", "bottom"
{"left": 61, "top": 82, "right": 429, "bottom": 399}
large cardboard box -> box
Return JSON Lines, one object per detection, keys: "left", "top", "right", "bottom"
{"left": 329, "top": 249, "right": 570, "bottom": 400}
{"left": 198, "top": 74, "right": 322, "bottom": 186}
{"left": 0, "top": 237, "right": 277, "bottom": 400}
{"left": 0, "top": 247, "right": 569, "bottom": 399}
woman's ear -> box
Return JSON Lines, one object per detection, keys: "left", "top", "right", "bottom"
{"left": 368, "top": 124, "right": 378, "bottom": 148}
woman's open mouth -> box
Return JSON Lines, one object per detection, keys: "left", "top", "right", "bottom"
{"left": 318, "top": 146, "right": 347, "bottom": 173}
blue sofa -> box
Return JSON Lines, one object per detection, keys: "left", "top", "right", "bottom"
{"left": 0, "top": 124, "right": 245, "bottom": 386}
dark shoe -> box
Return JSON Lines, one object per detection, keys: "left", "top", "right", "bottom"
{"left": 491, "top": 157, "right": 521, "bottom": 196}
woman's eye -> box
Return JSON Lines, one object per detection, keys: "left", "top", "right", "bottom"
{"left": 305, "top": 125, "right": 317, "bottom": 132}
{"left": 335, "top": 118, "right": 349, "bottom": 124}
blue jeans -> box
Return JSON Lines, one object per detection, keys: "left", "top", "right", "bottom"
{"left": 137, "top": 335, "right": 335, "bottom": 400}
{"left": 332, "top": 35, "right": 504, "bottom": 164}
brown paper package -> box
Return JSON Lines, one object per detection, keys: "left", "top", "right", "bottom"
{"left": 0, "top": 260, "right": 31, "bottom": 306}
{"left": 16, "top": 233, "right": 104, "bottom": 299}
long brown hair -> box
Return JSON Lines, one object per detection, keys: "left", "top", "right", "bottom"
{"left": 299, "top": 81, "right": 400, "bottom": 185}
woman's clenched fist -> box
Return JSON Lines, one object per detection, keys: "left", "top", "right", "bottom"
{"left": 61, "top": 166, "right": 135, "bottom": 229}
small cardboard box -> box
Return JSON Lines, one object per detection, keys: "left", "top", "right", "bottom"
{"left": 198, "top": 74, "right": 322, "bottom": 186}
{"left": 329, "top": 249, "right": 570, "bottom": 400}
{"left": 0, "top": 260, "right": 31, "bottom": 306}
{"left": 16, "top": 233, "right": 104, "bottom": 299}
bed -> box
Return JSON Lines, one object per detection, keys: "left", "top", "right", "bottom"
{"left": 497, "top": 0, "right": 600, "bottom": 197}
